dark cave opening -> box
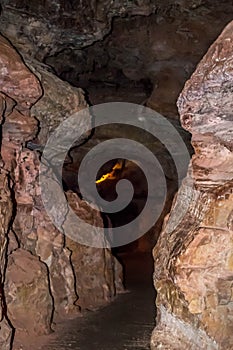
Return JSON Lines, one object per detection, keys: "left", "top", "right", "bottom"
{"left": 53, "top": 12, "right": 200, "bottom": 292}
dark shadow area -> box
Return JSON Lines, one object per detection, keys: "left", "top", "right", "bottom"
{"left": 43, "top": 252, "right": 156, "bottom": 350}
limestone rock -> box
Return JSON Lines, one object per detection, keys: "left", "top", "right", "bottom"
{"left": 5, "top": 248, "right": 53, "bottom": 335}
{"left": 0, "top": 35, "right": 41, "bottom": 109}
{"left": 0, "top": 32, "right": 78, "bottom": 341}
{"left": 152, "top": 20, "right": 233, "bottom": 349}
{"left": 0, "top": 318, "right": 13, "bottom": 350}
{"left": 12, "top": 147, "right": 78, "bottom": 320}
{"left": 0, "top": 21, "right": 125, "bottom": 350}
{"left": 29, "top": 61, "right": 90, "bottom": 146}
{"left": 0, "top": 34, "right": 43, "bottom": 349}
{"left": 0, "top": 170, "right": 13, "bottom": 349}
{"left": 65, "top": 191, "right": 124, "bottom": 309}
{"left": 0, "top": 0, "right": 157, "bottom": 59}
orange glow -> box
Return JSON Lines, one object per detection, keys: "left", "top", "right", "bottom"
{"left": 95, "top": 171, "right": 116, "bottom": 184}
{"left": 95, "top": 161, "right": 124, "bottom": 184}
{"left": 112, "top": 162, "right": 122, "bottom": 170}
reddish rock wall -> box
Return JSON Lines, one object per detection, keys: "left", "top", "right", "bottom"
{"left": 151, "top": 21, "right": 233, "bottom": 349}
{"left": 0, "top": 34, "right": 123, "bottom": 349}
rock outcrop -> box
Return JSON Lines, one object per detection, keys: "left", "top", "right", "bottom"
{"left": 2, "top": 0, "right": 233, "bottom": 121}
{"left": 0, "top": 34, "right": 42, "bottom": 348}
{"left": 0, "top": 0, "right": 157, "bottom": 59}
{"left": 151, "top": 21, "right": 233, "bottom": 349}
{"left": 66, "top": 191, "right": 124, "bottom": 309}
{"left": 0, "top": 33, "right": 123, "bottom": 349}
{"left": 5, "top": 249, "right": 53, "bottom": 336}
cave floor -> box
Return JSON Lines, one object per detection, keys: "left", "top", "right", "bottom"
{"left": 40, "top": 252, "right": 155, "bottom": 350}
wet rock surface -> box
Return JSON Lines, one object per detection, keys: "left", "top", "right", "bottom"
{"left": 152, "top": 20, "right": 233, "bottom": 349}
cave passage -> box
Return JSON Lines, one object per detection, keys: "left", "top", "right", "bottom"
{"left": 53, "top": 33, "right": 178, "bottom": 349}
{"left": 42, "top": 252, "right": 155, "bottom": 350}
{"left": 1, "top": 2, "right": 232, "bottom": 350}
{"left": 52, "top": 47, "right": 183, "bottom": 350}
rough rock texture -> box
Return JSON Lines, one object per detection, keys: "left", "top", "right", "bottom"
{"left": 0, "top": 33, "right": 58, "bottom": 341}
{"left": 0, "top": 0, "right": 157, "bottom": 59}
{"left": 0, "top": 169, "right": 13, "bottom": 349}
{"left": 0, "top": 34, "right": 43, "bottom": 348}
{"left": 5, "top": 249, "right": 53, "bottom": 335}
{"left": 43, "top": 2, "right": 233, "bottom": 118}
{"left": 151, "top": 21, "right": 233, "bottom": 349}
{"left": 66, "top": 191, "right": 124, "bottom": 309}
{"left": 12, "top": 148, "right": 79, "bottom": 320}
{"left": 2, "top": 0, "right": 233, "bottom": 123}
{"left": 29, "top": 61, "right": 89, "bottom": 145}
{"left": 0, "top": 33, "right": 123, "bottom": 349}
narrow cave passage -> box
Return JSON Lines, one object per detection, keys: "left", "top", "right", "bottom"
{"left": 41, "top": 55, "right": 184, "bottom": 350}
{"left": 42, "top": 252, "right": 155, "bottom": 350}
{"left": 0, "top": 2, "right": 232, "bottom": 350}
{"left": 39, "top": 13, "right": 196, "bottom": 350}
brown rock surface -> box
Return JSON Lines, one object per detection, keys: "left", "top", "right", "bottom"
{"left": 151, "top": 21, "right": 233, "bottom": 349}
{"left": 0, "top": 30, "right": 123, "bottom": 349}
{"left": 29, "top": 61, "right": 89, "bottom": 146}
{"left": 0, "top": 34, "right": 43, "bottom": 349}
{"left": 0, "top": 169, "right": 13, "bottom": 349}
{"left": 12, "top": 148, "right": 79, "bottom": 320}
{"left": 66, "top": 191, "right": 124, "bottom": 309}
{"left": 5, "top": 249, "right": 53, "bottom": 335}
{"left": 0, "top": 0, "right": 157, "bottom": 59}
{"left": 0, "top": 35, "right": 41, "bottom": 109}
{"left": 0, "top": 31, "right": 57, "bottom": 343}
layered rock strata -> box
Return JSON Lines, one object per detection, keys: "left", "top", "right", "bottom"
{"left": 0, "top": 34, "right": 123, "bottom": 348}
{"left": 151, "top": 21, "right": 233, "bottom": 349}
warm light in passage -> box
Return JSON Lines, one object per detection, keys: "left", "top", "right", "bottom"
{"left": 95, "top": 161, "right": 124, "bottom": 184}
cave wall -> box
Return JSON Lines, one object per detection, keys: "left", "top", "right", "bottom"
{"left": 0, "top": 34, "right": 123, "bottom": 348}
{"left": 2, "top": 1, "right": 233, "bottom": 116}
{"left": 0, "top": 0, "right": 157, "bottom": 59}
{"left": 0, "top": 1, "right": 232, "bottom": 349}
{"left": 151, "top": 21, "right": 233, "bottom": 350}
{"left": 42, "top": 1, "right": 233, "bottom": 115}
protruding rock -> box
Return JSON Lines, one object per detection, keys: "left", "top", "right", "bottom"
{"left": 5, "top": 248, "right": 53, "bottom": 335}
{"left": 152, "top": 20, "right": 233, "bottom": 350}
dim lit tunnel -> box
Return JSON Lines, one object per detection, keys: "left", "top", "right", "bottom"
{"left": 54, "top": 137, "right": 182, "bottom": 349}
{"left": 40, "top": 41, "right": 191, "bottom": 347}
{"left": 0, "top": 1, "right": 232, "bottom": 350}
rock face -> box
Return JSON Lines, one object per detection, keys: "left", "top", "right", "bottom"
{"left": 5, "top": 249, "right": 53, "bottom": 336}
{"left": 29, "top": 60, "right": 89, "bottom": 145}
{"left": 0, "top": 33, "right": 123, "bottom": 349}
{"left": 0, "top": 34, "right": 42, "bottom": 348}
{"left": 0, "top": 0, "right": 157, "bottom": 59}
{"left": 66, "top": 191, "right": 124, "bottom": 309}
{"left": 0, "top": 169, "right": 13, "bottom": 349}
{"left": 151, "top": 21, "right": 233, "bottom": 349}
{"left": 42, "top": 1, "right": 233, "bottom": 116}
{"left": 2, "top": 0, "right": 233, "bottom": 122}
